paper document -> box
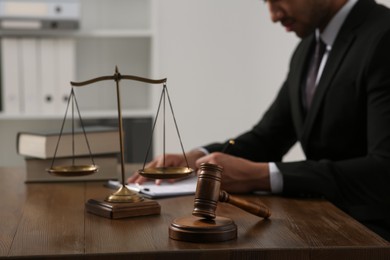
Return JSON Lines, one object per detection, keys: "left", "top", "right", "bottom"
{"left": 107, "top": 176, "right": 198, "bottom": 199}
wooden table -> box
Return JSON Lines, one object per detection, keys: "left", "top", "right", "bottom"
{"left": 0, "top": 167, "right": 389, "bottom": 259}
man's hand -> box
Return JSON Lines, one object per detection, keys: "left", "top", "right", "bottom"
{"left": 196, "top": 152, "right": 271, "bottom": 193}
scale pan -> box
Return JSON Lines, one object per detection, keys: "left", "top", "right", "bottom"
{"left": 47, "top": 165, "right": 99, "bottom": 177}
{"left": 138, "top": 167, "right": 194, "bottom": 179}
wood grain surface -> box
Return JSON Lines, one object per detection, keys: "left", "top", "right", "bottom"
{"left": 0, "top": 167, "right": 389, "bottom": 259}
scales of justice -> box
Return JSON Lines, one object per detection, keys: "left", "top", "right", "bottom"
{"left": 47, "top": 67, "right": 271, "bottom": 243}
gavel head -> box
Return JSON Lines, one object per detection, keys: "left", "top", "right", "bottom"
{"left": 192, "top": 163, "right": 223, "bottom": 219}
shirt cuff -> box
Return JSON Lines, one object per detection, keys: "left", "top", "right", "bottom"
{"left": 197, "top": 147, "right": 209, "bottom": 155}
{"left": 269, "top": 162, "right": 283, "bottom": 194}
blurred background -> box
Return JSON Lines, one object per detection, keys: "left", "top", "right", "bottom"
{"left": 1, "top": 0, "right": 389, "bottom": 166}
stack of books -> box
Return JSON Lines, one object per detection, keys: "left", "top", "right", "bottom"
{"left": 17, "top": 126, "right": 120, "bottom": 182}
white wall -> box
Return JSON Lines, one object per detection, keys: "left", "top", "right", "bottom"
{"left": 156, "top": 0, "right": 302, "bottom": 161}
{"left": 378, "top": 0, "right": 390, "bottom": 6}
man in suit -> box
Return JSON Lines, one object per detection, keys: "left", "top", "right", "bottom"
{"left": 129, "top": 0, "right": 390, "bottom": 240}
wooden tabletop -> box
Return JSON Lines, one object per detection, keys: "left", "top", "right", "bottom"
{"left": 0, "top": 167, "right": 389, "bottom": 259}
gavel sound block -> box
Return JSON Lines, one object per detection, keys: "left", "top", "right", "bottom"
{"left": 169, "top": 163, "right": 271, "bottom": 243}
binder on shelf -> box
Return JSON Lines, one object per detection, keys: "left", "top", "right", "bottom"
{"left": 39, "top": 38, "right": 57, "bottom": 113}
{"left": 1, "top": 37, "right": 22, "bottom": 114}
{"left": 0, "top": 0, "right": 80, "bottom": 31}
{"left": 38, "top": 38, "right": 76, "bottom": 114}
{"left": 20, "top": 37, "right": 40, "bottom": 114}
{"left": 57, "top": 38, "right": 75, "bottom": 113}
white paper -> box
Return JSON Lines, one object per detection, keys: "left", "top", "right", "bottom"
{"left": 107, "top": 176, "right": 198, "bottom": 198}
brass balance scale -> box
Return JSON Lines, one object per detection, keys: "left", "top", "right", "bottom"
{"left": 47, "top": 67, "right": 271, "bottom": 242}
{"left": 47, "top": 67, "right": 193, "bottom": 217}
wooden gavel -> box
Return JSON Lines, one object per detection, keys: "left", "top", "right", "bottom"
{"left": 192, "top": 163, "right": 271, "bottom": 219}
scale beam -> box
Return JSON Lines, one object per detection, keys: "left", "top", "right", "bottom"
{"left": 70, "top": 74, "right": 167, "bottom": 87}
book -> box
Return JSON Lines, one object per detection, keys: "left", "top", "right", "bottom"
{"left": 17, "top": 126, "right": 120, "bottom": 159}
{"left": 25, "top": 155, "right": 119, "bottom": 182}
{"left": 107, "top": 175, "right": 198, "bottom": 199}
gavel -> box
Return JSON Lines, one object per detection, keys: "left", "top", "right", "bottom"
{"left": 192, "top": 163, "right": 271, "bottom": 219}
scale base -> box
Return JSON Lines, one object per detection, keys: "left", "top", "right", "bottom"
{"left": 169, "top": 215, "right": 237, "bottom": 242}
{"left": 85, "top": 198, "right": 160, "bottom": 219}
{"left": 105, "top": 185, "right": 144, "bottom": 203}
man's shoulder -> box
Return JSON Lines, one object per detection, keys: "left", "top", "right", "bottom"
{"left": 365, "top": 1, "right": 390, "bottom": 27}
{"left": 345, "top": 1, "right": 390, "bottom": 41}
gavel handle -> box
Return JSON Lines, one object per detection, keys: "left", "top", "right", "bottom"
{"left": 219, "top": 190, "right": 271, "bottom": 219}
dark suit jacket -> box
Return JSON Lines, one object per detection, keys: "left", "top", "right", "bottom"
{"left": 205, "top": 0, "right": 390, "bottom": 223}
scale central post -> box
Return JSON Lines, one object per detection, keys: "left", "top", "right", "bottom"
{"left": 105, "top": 67, "right": 143, "bottom": 202}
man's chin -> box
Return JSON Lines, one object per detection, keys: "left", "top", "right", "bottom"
{"left": 283, "top": 23, "right": 315, "bottom": 38}
{"left": 292, "top": 29, "right": 315, "bottom": 39}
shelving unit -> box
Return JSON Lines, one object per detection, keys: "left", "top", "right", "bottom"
{"left": 72, "top": 0, "right": 156, "bottom": 115}
{"left": 1, "top": 0, "right": 158, "bottom": 118}
{"left": 0, "top": 0, "right": 159, "bottom": 166}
